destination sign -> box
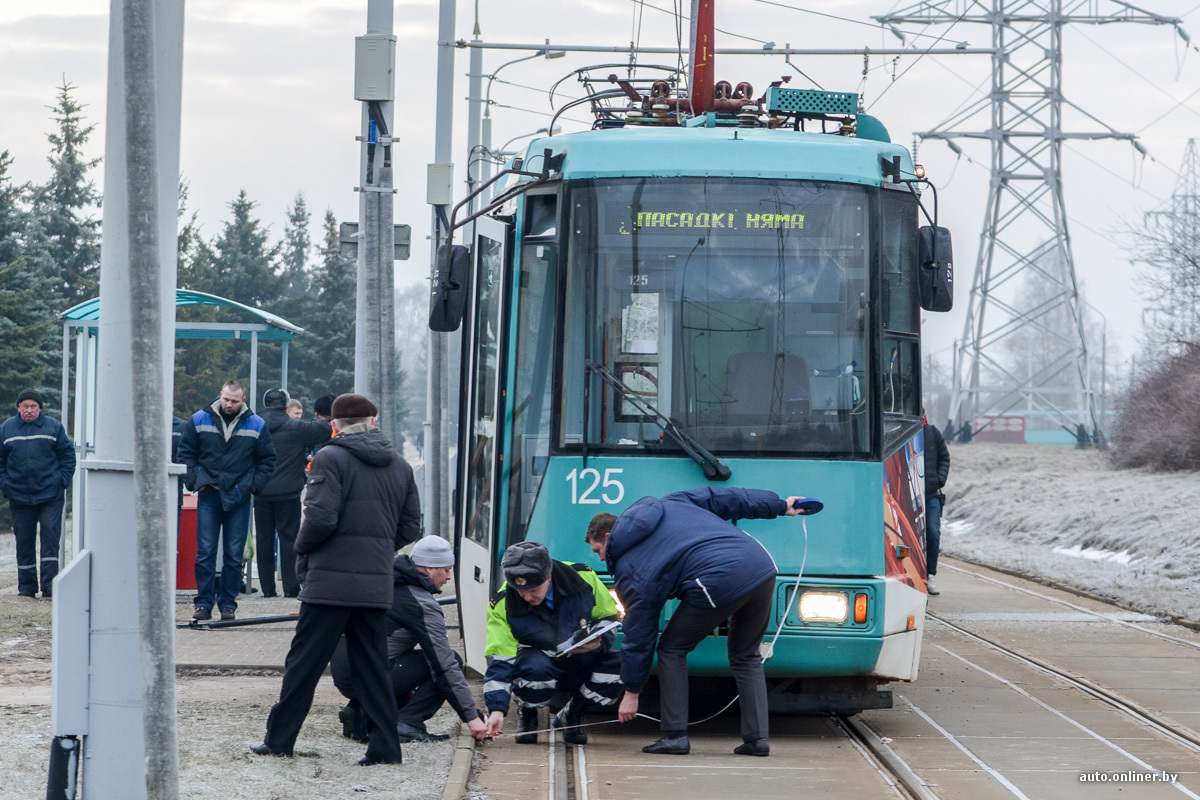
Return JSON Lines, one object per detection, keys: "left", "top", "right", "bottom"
{"left": 615, "top": 208, "right": 806, "bottom": 234}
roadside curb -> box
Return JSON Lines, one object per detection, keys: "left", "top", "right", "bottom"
{"left": 441, "top": 725, "right": 476, "bottom": 800}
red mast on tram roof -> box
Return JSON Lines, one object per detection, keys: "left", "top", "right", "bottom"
{"left": 688, "top": 0, "right": 715, "bottom": 114}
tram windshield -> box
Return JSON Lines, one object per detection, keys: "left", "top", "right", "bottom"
{"left": 559, "top": 177, "right": 887, "bottom": 457}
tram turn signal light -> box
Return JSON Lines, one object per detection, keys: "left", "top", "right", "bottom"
{"left": 854, "top": 593, "right": 868, "bottom": 624}
{"left": 906, "top": 615, "right": 916, "bottom": 631}
{"left": 914, "top": 164, "right": 926, "bottom": 178}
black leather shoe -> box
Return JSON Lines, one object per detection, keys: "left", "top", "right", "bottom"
{"left": 260, "top": 591, "right": 278, "bottom": 598}
{"left": 514, "top": 707, "right": 539, "bottom": 744}
{"left": 396, "top": 721, "right": 451, "bottom": 743}
{"left": 249, "top": 743, "right": 290, "bottom": 757}
{"left": 357, "top": 754, "right": 403, "bottom": 766}
{"left": 552, "top": 700, "right": 588, "bottom": 745}
{"left": 733, "top": 738, "right": 769, "bottom": 757}
{"left": 339, "top": 704, "right": 370, "bottom": 743}
{"left": 219, "top": 607, "right": 236, "bottom": 621}
{"left": 642, "top": 736, "right": 690, "bottom": 755}
{"left": 192, "top": 607, "right": 212, "bottom": 621}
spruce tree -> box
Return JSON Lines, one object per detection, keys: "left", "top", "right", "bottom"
{"left": 208, "top": 190, "right": 283, "bottom": 309}
{"left": 280, "top": 193, "right": 312, "bottom": 300}
{"left": 34, "top": 79, "right": 102, "bottom": 309}
{"left": 285, "top": 210, "right": 356, "bottom": 403}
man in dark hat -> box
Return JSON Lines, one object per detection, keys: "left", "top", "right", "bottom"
{"left": 254, "top": 388, "right": 331, "bottom": 597}
{"left": 307, "top": 394, "right": 338, "bottom": 461}
{"left": 0, "top": 389, "right": 76, "bottom": 598}
{"left": 252, "top": 393, "right": 420, "bottom": 766}
{"left": 482, "top": 541, "right": 623, "bottom": 745}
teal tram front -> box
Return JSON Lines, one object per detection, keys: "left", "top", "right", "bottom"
{"left": 434, "top": 86, "right": 955, "bottom": 713}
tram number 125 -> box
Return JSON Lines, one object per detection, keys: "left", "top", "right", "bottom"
{"left": 565, "top": 468, "right": 625, "bottom": 505}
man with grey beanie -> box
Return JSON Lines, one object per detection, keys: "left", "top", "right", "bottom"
{"left": 482, "top": 541, "right": 623, "bottom": 744}
{"left": 332, "top": 535, "right": 488, "bottom": 744}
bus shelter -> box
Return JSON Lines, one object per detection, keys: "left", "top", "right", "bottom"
{"left": 59, "top": 288, "right": 303, "bottom": 555}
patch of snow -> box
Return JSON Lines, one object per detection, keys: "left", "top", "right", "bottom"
{"left": 1052, "top": 544, "right": 1136, "bottom": 565}
{"left": 943, "top": 520, "right": 974, "bottom": 537}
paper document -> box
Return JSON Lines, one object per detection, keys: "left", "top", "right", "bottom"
{"left": 557, "top": 619, "right": 622, "bottom": 655}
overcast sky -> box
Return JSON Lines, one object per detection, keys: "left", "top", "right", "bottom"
{"left": 3, "top": 0, "right": 1199, "bottom": 373}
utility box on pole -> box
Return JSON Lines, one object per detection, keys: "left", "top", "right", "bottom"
{"left": 354, "top": 34, "right": 396, "bottom": 101}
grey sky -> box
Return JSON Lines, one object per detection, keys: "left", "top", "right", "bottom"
{"left": 2, "top": 0, "right": 1199, "bottom": 371}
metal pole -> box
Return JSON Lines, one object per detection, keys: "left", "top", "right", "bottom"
{"left": 466, "top": 42, "right": 483, "bottom": 213}
{"left": 428, "top": 0, "right": 457, "bottom": 540}
{"left": 121, "top": 0, "right": 179, "bottom": 794}
{"left": 249, "top": 330, "right": 258, "bottom": 413}
{"left": 280, "top": 340, "right": 288, "bottom": 391}
{"left": 73, "top": 0, "right": 184, "bottom": 795}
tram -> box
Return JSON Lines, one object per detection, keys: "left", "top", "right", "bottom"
{"left": 431, "top": 51, "right": 954, "bottom": 713}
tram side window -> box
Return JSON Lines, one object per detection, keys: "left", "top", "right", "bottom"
{"left": 505, "top": 239, "right": 558, "bottom": 542}
{"left": 881, "top": 193, "right": 919, "bottom": 335}
{"left": 882, "top": 337, "right": 920, "bottom": 426}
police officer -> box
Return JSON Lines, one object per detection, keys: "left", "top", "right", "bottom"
{"left": 482, "top": 542, "right": 622, "bottom": 745}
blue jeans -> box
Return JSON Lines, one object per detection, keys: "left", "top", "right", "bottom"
{"left": 926, "top": 495, "right": 943, "bottom": 576}
{"left": 194, "top": 489, "right": 251, "bottom": 611}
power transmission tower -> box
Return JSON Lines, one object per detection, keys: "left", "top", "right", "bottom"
{"left": 1140, "top": 139, "right": 1200, "bottom": 355}
{"left": 877, "top": 0, "right": 1186, "bottom": 444}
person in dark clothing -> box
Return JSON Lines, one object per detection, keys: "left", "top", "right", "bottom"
{"left": 332, "top": 536, "right": 489, "bottom": 744}
{"left": 254, "top": 388, "right": 332, "bottom": 597}
{"left": 308, "top": 394, "right": 338, "bottom": 461}
{"left": 177, "top": 380, "right": 276, "bottom": 621}
{"left": 923, "top": 415, "right": 951, "bottom": 596}
{"left": 586, "top": 487, "right": 807, "bottom": 758}
{"left": 0, "top": 389, "right": 76, "bottom": 598}
{"left": 252, "top": 393, "right": 420, "bottom": 766}
{"left": 482, "top": 542, "right": 622, "bottom": 746}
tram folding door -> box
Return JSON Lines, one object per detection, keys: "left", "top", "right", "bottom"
{"left": 457, "top": 216, "right": 509, "bottom": 674}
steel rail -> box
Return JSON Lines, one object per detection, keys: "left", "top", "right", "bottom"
{"left": 929, "top": 612, "right": 1200, "bottom": 756}
{"left": 942, "top": 562, "right": 1200, "bottom": 650}
{"left": 837, "top": 714, "right": 942, "bottom": 800}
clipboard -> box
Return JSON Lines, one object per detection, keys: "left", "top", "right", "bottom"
{"left": 556, "top": 619, "right": 622, "bottom": 655}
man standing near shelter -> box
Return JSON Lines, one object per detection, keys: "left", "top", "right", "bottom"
{"left": 482, "top": 541, "right": 622, "bottom": 745}
{"left": 255, "top": 388, "right": 331, "bottom": 598}
{"left": 0, "top": 389, "right": 76, "bottom": 599}
{"left": 252, "top": 393, "right": 420, "bottom": 766}
{"left": 178, "top": 379, "right": 276, "bottom": 621}
{"left": 586, "top": 487, "right": 806, "bottom": 757}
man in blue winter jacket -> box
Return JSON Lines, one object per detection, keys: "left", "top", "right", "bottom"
{"left": 586, "top": 487, "right": 805, "bottom": 758}
{"left": 178, "top": 380, "right": 276, "bottom": 621}
{"left": 0, "top": 389, "right": 76, "bottom": 598}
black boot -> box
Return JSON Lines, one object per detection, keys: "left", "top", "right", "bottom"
{"left": 339, "top": 702, "right": 370, "bottom": 743}
{"left": 552, "top": 698, "right": 587, "bottom": 745}
{"left": 514, "top": 706, "right": 539, "bottom": 745}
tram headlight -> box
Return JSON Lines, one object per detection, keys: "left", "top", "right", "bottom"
{"left": 798, "top": 591, "right": 849, "bottom": 623}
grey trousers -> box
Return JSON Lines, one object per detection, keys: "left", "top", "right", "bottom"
{"left": 656, "top": 576, "right": 775, "bottom": 741}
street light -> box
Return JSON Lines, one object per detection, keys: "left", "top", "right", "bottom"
{"left": 479, "top": 48, "right": 566, "bottom": 194}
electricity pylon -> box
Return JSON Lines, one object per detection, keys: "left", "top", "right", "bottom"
{"left": 1141, "top": 139, "right": 1200, "bottom": 355}
{"left": 877, "top": 1, "right": 1186, "bottom": 443}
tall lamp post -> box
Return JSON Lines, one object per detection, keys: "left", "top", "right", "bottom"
{"left": 477, "top": 49, "right": 565, "bottom": 192}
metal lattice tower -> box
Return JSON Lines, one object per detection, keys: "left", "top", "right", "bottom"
{"left": 1141, "top": 139, "right": 1200, "bottom": 354}
{"left": 877, "top": 1, "right": 1185, "bottom": 443}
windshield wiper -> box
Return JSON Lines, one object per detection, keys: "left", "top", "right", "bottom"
{"left": 586, "top": 361, "right": 731, "bottom": 481}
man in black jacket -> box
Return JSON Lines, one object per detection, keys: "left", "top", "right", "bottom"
{"left": 332, "top": 536, "right": 489, "bottom": 744}
{"left": 923, "top": 413, "right": 951, "bottom": 596}
{"left": 0, "top": 389, "right": 76, "bottom": 598}
{"left": 254, "top": 388, "right": 331, "bottom": 598}
{"left": 252, "top": 393, "right": 420, "bottom": 766}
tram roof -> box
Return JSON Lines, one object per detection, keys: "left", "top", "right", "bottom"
{"left": 522, "top": 126, "right": 915, "bottom": 188}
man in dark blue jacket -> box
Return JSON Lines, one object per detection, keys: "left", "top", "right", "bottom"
{"left": 178, "top": 380, "right": 276, "bottom": 621}
{"left": 254, "top": 388, "right": 331, "bottom": 598}
{"left": 586, "top": 487, "right": 805, "bottom": 757}
{"left": 0, "top": 389, "right": 76, "bottom": 598}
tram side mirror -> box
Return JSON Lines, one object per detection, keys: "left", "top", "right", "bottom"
{"left": 429, "top": 244, "right": 471, "bottom": 332}
{"left": 918, "top": 226, "right": 954, "bottom": 312}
